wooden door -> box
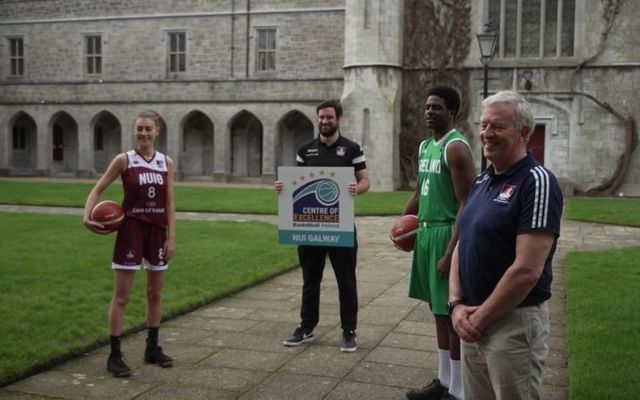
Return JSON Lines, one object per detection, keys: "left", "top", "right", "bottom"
{"left": 528, "top": 125, "right": 545, "bottom": 165}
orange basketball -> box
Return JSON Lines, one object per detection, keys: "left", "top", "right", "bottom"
{"left": 390, "top": 214, "right": 419, "bottom": 252}
{"left": 91, "top": 200, "right": 124, "bottom": 234}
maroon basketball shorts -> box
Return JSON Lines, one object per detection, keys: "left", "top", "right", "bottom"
{"left": 112, "top": 217, "right": 168, "bottom": 271}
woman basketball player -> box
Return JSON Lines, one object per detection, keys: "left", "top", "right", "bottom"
{"left": 83, "top": 110, "right": 176, "bottom": 377}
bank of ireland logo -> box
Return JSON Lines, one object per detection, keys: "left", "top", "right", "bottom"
{"left": 292, "top": 178, "right": 340, "bottom": 224}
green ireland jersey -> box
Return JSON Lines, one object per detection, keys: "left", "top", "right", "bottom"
{"left": 416, "top": 129, "right": 469, "bottom": 224}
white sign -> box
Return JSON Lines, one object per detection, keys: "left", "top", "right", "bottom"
{"left": 278, "top": 166, "right": 355, "bottom": 247}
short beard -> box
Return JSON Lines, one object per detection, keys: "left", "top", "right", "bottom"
{"left": 319, "top": 126, "right": 338, "bottom": 137}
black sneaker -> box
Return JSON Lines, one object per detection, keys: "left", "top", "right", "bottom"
{"left": 406, "top": 378, "right": 447, "bottom": 400}
{"left": 106, "top": 353, "right": 131, "bottom": 377}
{"left": 340, "top": 330, "right": 357, "bottom": 352}
{"left": 441, "top": 393, "right": 458, "bottom": 400}
{"left": 144, "top": 346, "right": 173, "bottom": 367}
{"left": 283, "top": 326, "right": 314, "bottom": 346}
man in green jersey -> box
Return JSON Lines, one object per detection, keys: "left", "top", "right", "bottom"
{"left": 402, "top": 86, "right": 476, "bottom": 400}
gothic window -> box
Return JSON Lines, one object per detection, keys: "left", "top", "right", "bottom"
{"left": 256, "top": 28, "right": 277, "bottom": 73}
{"left": 489, "top": 0, "right": 575, "bottom": 58}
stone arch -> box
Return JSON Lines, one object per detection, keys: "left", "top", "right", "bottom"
{"left": 527, "top": 96, "right": 573, "bottom": 121}
{"left": 230, "top": 110, "right": 263, "bottom": 177}
{"left": 91, "top": 110, "right": 122, "bottom": 173}
{"left": 8, "top": 111, "right": 37, "bottom": 171}
{"left": 276, "top": 110, "right": 314, "bottom": 167}
{"left": 180, "top": 110, "right": 215, "bottom": 177}
{"left": 49, "top": 111, "right": 78, "bottom": 173}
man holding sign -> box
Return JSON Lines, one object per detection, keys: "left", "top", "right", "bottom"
{"left": 275, "top": 100, "right": 369, "bottom": 352}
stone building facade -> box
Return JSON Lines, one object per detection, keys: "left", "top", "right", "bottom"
{"left": 0, "top": 0, "right": 346, "bottom": 184}
{"left": 1, "top": 0, "right": 639, "bottom": 194}
{"left": 468, "top": 0, "right": 640, "bottom": 195}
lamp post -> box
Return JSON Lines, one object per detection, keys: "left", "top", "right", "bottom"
{"left": 476, "top": 22, "right": 498, "bottom": 171}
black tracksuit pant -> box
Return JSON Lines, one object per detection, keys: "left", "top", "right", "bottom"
{"left": 297, "top": 236, "right": 358, "bottom": 332}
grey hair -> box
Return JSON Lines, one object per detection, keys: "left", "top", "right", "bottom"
{"left": 481, "top": 90, "right": 534, "bottom": 137}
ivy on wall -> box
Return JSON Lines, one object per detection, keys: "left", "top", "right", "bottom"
{"left": 572, "top": 0, "right": 637, "bottom": 195}
{"left": 400, "top": 0, "right": 472, "bottom": 188}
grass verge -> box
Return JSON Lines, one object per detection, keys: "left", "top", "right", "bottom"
{"left": 0, "top": 181, "right": 411, "bottom": 216}
{"left": 565, "top": 247, "right": 640, "bottom": 399}
{"left": 0, "top": 212, "right": 297, "bottom": 385}
{"left": 565, "top": 196, "right": 640, "bottom": 227}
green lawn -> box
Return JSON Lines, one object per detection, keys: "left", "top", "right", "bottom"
{"left": 563, "top": 195, "right": 640, "bottom": 399}
{"left": 565, "top": 196, "right": 640, "bottom": 227}
{"left": 0, "top": 212, "right": 297, "bottom": 385}
{"left": 0, "top": 181, "right": 411, "bottom": 216}
{"left": 565, "top": 248, "right": 640, "bottom": 399}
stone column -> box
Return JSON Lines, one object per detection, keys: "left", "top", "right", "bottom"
{"left": 165, "top": 114, "right": 181, "bottom": 180}
{"left": 0, "top": 110, "right": 9, "bottom": 173}
{"left": 341, "top": 0, "right": 404, "bottom": 191}
{"left": 261, "top": 112, "right": 277, "bottom": 182}
{"left": 76, "top": 111, "right": 94, "bottom": 178}
{"left": 213, "top": 111, "right": 231, "bottom": 182}
{"left": 34, "top": 111, "right": 50, "bottom": 176}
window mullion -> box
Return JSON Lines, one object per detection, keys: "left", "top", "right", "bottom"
{"left": 499, "top": 0, "right": 506, "bottom": 58}
{"left": 516, "top": 0, "right": 523, "bottom": 58}
{"left": 556, "top": 0, "right": 563, "bottom": 57}
{"left": 540, "top": 0, "right": 546, "bottom": 57}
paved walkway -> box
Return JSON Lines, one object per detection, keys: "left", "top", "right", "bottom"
{"left": 1, "top": 205, "right": 639, "bottom": 400}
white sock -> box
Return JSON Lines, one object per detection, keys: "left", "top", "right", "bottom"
{"left": 437, "top": 349, "right": 451, "bottom": 388}
{"left": 449, "top": 359, "right": 463, "bottom": 399}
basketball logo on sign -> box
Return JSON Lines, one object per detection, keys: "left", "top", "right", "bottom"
{"left": 316, "top": 180, "right": 340, "bottom": 205}
{"left": 292, "top": 179, "right": 340, "bottom": 225}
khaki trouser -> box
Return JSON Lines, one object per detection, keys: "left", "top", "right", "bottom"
{"left": 462, "top": 302, "right": 549, "bottom": 400}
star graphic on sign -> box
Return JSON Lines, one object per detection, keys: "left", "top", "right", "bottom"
{"left": 291, "top": 170, "right": 327, "bottom": 186}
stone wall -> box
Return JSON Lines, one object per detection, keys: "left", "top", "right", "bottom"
{"left": 0, "top": 0, "right": 344, "bottom": 20}
{"left": 0, "top": 5, "right": 344, "bottom": 81}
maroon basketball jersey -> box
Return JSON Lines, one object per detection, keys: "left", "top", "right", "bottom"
{"left": 121, "top": 150, "right": 169, "bottom": 228}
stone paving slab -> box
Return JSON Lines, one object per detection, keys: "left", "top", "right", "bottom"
{"left": 2, "top": 204, "right": 639, "bottom": 399}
